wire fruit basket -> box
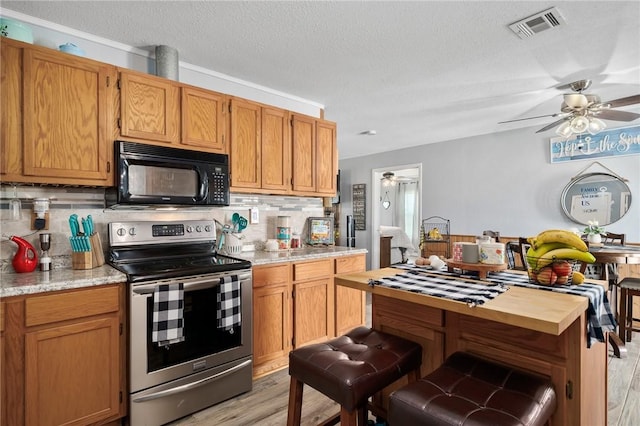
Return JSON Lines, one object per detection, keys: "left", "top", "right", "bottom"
{"left": 527, "top": 258, "right": 578, "bottom": 286}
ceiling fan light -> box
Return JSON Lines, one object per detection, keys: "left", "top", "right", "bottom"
{"left": 570, "top": 116, "right": 590, "bottom": 133}
{"left": 556, "top": 120, "right": 573, "bottom": 137}
{"left": 564, "top": 94, "right": 588, "bottom": 109}
{"left": 587, "top": 117, "right": 606, "bottom": 135}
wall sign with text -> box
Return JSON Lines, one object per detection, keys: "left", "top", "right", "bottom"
{"left": 352, "top": 184, "right": 366, "bottom": 231}
{"left": 550, "top": 125, "right": 640, "bottom": 163}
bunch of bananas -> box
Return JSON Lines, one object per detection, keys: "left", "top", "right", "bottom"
{"left": 428, "top": 227, "right": 442, "bottom": 240}
{"left": 526, "top": 229, "right": 596, "bottom": 285}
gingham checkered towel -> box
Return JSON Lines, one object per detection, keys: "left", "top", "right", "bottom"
{"left": 217, "top": 275, "right": 241, "bottom": 331}
{"left": 395, "top": 265, "right": 616, "bottom": 347}
{"left": 368, "top": 272, "right": 508, "bottom": 307}
{"left": 152, "top": 283, "right": 185, "bottom": 346}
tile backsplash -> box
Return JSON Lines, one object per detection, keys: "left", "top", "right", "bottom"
{"left": 0, "top": 186, "right": 325, "bottom": 272}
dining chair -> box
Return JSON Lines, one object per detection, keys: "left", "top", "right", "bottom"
{"left": 602, "top": 232, "right": 625, "bottom": 245}
{"left": 505, "top": 237, "right": 530, "bottom": 270}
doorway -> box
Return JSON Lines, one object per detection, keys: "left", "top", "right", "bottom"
{"left": 371, "top": 164, "right": 422, "bottom": 269}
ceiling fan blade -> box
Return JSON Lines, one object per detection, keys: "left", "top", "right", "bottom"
{"left": 606, "top": 94, "right": 640, "bottom": 108}
{"left": 535, "top": 117, "right": 570, "bottom": 133}
{"left": 498, "top": 113, "right": 560, "bottom": 124}
{"left": 596, "top": 109, "right": 640, "bottom": 122}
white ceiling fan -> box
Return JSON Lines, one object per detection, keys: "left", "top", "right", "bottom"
{"left": 499, "top": 80, "right": 640, "bottom": 137}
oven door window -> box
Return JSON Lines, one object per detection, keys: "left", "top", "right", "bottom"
{"left": 146, "top": 286, "right": 242, "bottom": 372}
{"left": 129, "top": 164, "right": 198, "bottom": 198}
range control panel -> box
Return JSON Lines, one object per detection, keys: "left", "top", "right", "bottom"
{"left": 109, "top": 220, "right": 216, "bottom": 246}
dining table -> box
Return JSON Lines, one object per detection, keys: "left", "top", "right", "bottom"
{"left": 588, "top": 243, "right": 640, "bottom": 358}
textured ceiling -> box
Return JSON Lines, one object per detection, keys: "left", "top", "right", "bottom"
{"left": 2, "top": 1, "right": 639, "bottom": 159}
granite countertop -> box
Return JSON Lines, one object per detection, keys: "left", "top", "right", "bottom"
{"left": 234, "top": 246, "right": 368, "bottom": 265}
{"left": 0, "top": 246, "right": 367, "bottom": 298}
{"left": 1, "top": 265, "right": 127, "bottom": 298}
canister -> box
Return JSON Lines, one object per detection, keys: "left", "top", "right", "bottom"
{"left": 479, "top": 243, "right": 505, "bottom": 264}
{"left": 462, "top": 244, "right": 479, "bottom": 263}
{"left": 276, "top": 216, "right": 291, "bottom": 249}
{"left": 453, "top": 242, "right": 475, "bottom": 262}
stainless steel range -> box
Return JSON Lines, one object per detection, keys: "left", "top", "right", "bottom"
{"left": 108, "top": 220, "right": 253, "bottom": 426}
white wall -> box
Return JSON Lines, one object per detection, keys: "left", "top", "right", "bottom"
{"left": 339, "top": 127, "right": 640, "bottom": 269}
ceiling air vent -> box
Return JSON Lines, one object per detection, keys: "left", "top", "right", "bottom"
{"left": 509, "top": 7, "right": 566, "bottom": 39}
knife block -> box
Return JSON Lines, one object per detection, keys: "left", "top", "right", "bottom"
{"left": 71, "top": 233, "right": 105, "bottom": 270}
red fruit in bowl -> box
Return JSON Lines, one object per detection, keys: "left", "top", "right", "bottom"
{"left": 536, "top": 267, "right": 558, "bottom": 285}
{"left": 552, "top": 260, "right": 572, "bottom": 277}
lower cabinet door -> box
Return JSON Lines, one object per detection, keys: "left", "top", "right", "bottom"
{"left": 293, "top": 278, "right": 334, "bottom": 348}
{"left": 24, "top": 316, "right": 120, "bottom": 426}
{"left": 253, "top": 283, "right": 291, "bottom": 377}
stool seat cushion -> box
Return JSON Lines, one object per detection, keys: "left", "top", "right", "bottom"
{"left": 389, "top": 352, "right": 556, "bottom": 426}
{"left": 620, "top": 277, "right": 640, "bottom": 290}
{"left": 288, "top": 326, "right": 422, "bottom": 412}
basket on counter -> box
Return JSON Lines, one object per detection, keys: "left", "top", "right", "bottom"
{"left": 527, "top": 258, "right": 579, "bottom": 286}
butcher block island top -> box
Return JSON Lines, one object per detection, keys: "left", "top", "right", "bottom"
{"left": 336, "top": 267, "right": 588, "bottom": 336}
{"left": 334, "top": 267, "right": 608, "bottom": 426}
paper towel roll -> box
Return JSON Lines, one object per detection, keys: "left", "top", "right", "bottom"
{"left": 479, "top": 243, "right": 505, "bottom": 264}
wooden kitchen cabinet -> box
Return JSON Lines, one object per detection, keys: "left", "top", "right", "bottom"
{"left": 334, "top": 254, "right": 367, "bottom": 336}
{"left": 0, "top": 38, "right": 116, "bottom": 186}
{"left": 118, "top": 70, "right": 180, "bottom": 144}
{"left": 252, "top": 263, "right": 292, "bottom": 379}
{"left": 1, "top": 284, "right": 126, "bottom": 426}
{"left": 181, "top": 86, "right": 227, "bottom": 153}
{"left": 291, "top": 114, "right": 337, "bottom": 196}
{"left": 229, "top": 99, "right": 290, "bottom": 193}
{"left": 292, "top": 258, "right": 334, "bottom": 348}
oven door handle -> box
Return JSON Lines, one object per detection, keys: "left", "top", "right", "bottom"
{"left": 131, "top": 271, "right": 251, "bottom": 295}
{"left": 131, "top": 359, "right": 252, "bottom": 403}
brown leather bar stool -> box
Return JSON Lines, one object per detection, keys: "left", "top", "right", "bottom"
{"left": 286, "top": 326, "right": 422, "bottom": 426}
{"left": 388, "top": 352, "right": 556, "bottom": 426}
{"left": 619, "top": 277, "right": 640, "bottom": 342}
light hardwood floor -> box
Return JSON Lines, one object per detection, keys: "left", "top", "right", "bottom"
{"left": 170, "top": 331, "right": 639, "bottom": 426}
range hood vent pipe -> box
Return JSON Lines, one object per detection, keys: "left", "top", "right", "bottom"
{"left": 155, "top": 45, "right": 179, "bottom": 81}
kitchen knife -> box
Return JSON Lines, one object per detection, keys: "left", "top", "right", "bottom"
{"left": 87, "top": 215, "right": 94, "bottom": 235}
{"left": 69, "top": 214, "right": 80, "bottom": 237}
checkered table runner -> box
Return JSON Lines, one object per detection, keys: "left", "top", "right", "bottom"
{"left": 368, "top": 271, "right": 508, "bottom": 307}
{"left": 217, "top": 275, "right": 241, "bottom": 332}
{"left": 152, "top": 283, "right": 185, "bottom": 346}
{"left": 394, "top": 265, "right": 616, "bottom": 347}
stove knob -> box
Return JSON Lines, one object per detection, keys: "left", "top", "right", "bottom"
{"left": 204, "top": 225, "right": 212, "bottom": 233}
{"left": 186, "top": 226, "right": 193, "bottom": 233}
{"left": 196, "top": 225, "right": 202, "bottom": 232}
{"left": 116, "top": 228, "right": 126, "bottom": 237}
{"left": 128, "top": 227, "right": 137, "bottom": 236}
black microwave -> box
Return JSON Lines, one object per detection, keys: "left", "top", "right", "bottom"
{"left": 106, "top": 141, "right": 230, "bottom": 207}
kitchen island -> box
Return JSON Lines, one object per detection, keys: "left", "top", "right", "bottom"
{"left": 334, "top": 267, "right": 608, "bottom": 426}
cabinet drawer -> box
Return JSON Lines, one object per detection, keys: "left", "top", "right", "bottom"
{"left": 335, "top": 255, "right": 366, "bottom": 274}
{"left": 293, "top": 259, "right": 332, "bottom": 281}
{"left": 25, "top": 285, "right": 120, "bottom": 327}
{"left": 253, "top": 263, "right": 290, "bottom": 288}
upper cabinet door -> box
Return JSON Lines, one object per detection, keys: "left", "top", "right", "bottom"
{"left": 22, "top": 47, "right": 115, "bottom": 184}
{"left": 261, "top": 107, "right": 290, "bottom": 192}
{"left": 230, "top": 98, "right": 261, "bottom": 189}
{"left": 315, "top": 119, "right": 337, "bottom": 196}
{"left": 181, "top": 86, "right": 227, "bottom": 153}
{"left": 119, "top": 71, "right": 180, "bottom": 144}
{"left": 291, "top": 114, "right": 316, "bottom": 194}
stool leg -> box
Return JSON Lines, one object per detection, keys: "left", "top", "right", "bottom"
{"left": 627, "top": 292, "right": 633, "bottom": 342}
{"left": 339, "top": 406, "right": 358, "bottom": 426}
{"left": 287, "top": 376, "right": 304, "bottom": 426}
{"left": 619, "top": 288, "right": 628, "bottom": 343}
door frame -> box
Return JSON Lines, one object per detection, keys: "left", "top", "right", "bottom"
{"left": 370, "top": 163, "right": 422, "bottom": 269}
